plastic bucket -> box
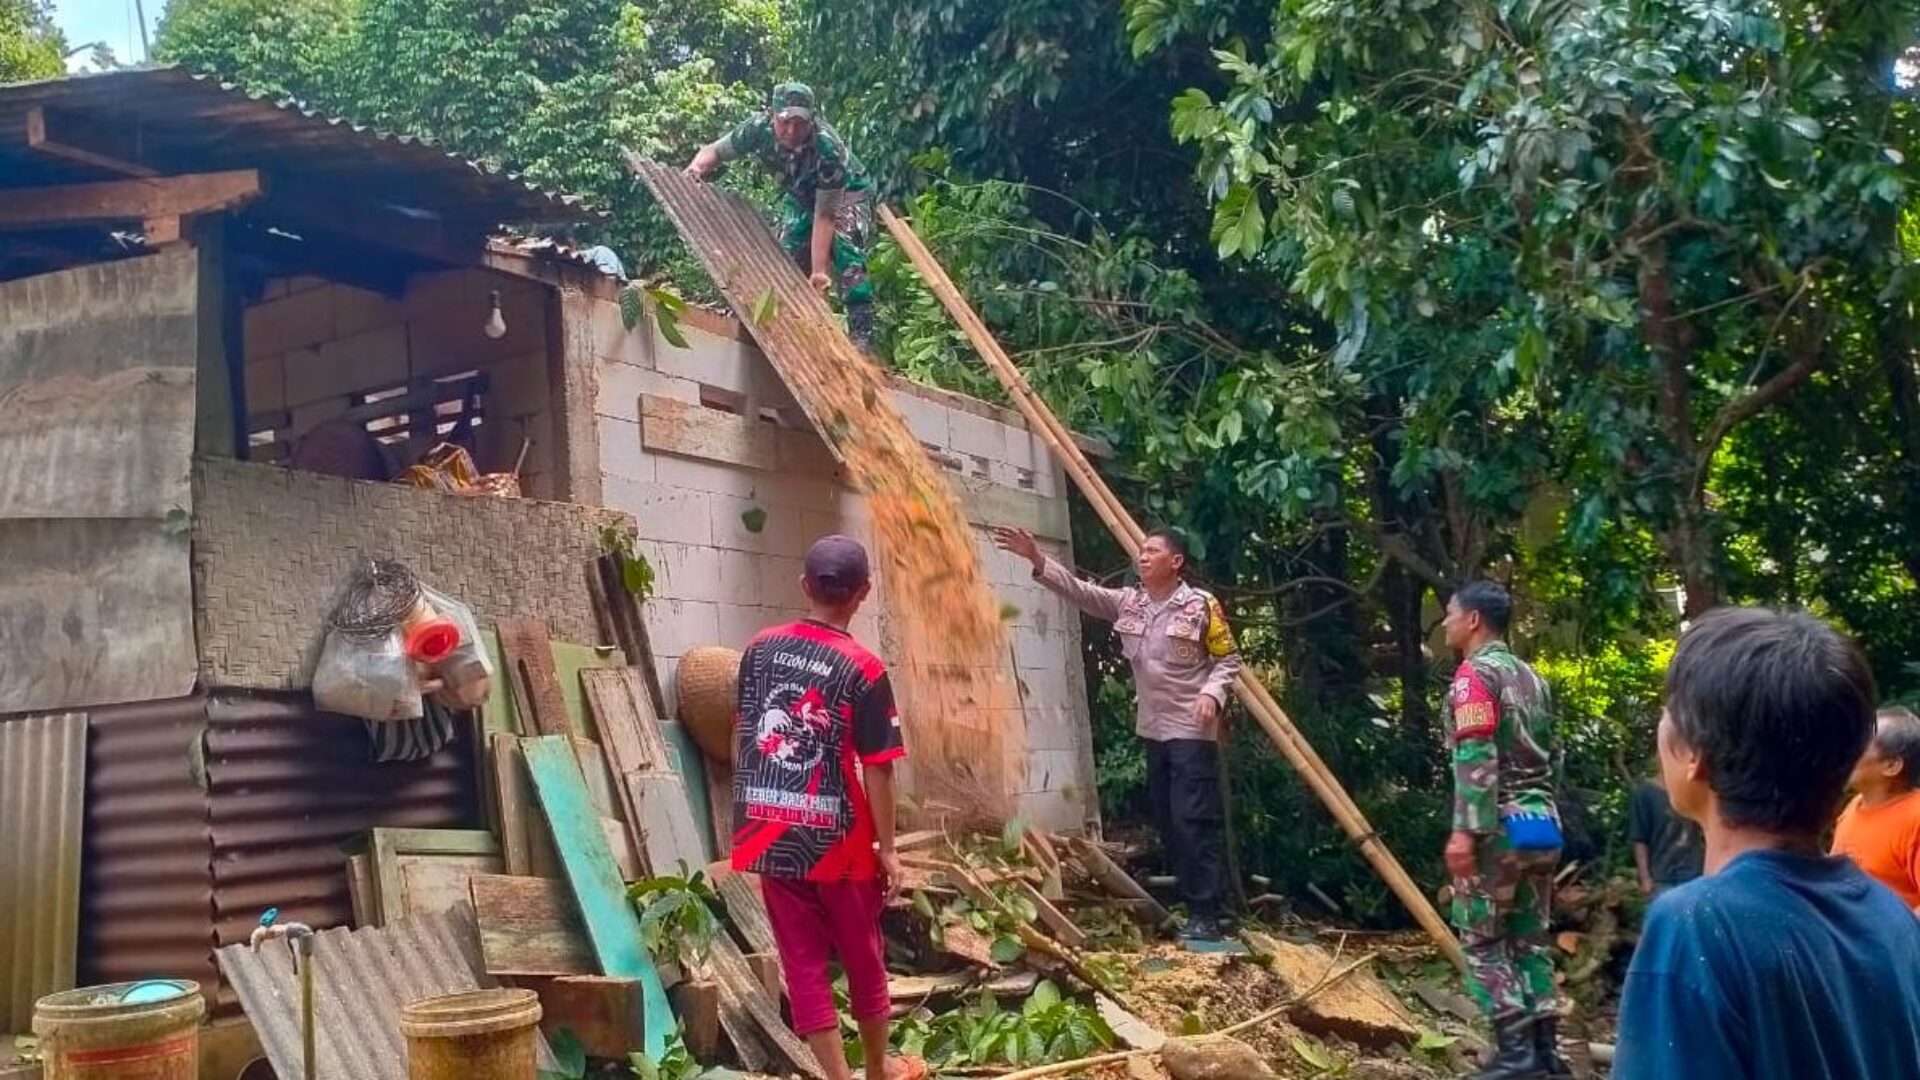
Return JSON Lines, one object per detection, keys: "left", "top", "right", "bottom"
{"left": 400, "top": 988, "right": 542, "bottom": 1080}
{"left": 33, "top": 980, "right": 204, "bottom": 1080}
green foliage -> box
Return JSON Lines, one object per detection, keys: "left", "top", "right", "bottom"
{"left": 1, "top": 0, "right": 64, "bottom": 82}
{"left": 626, "top": 865, "right": 721, "bottom": 968}
{"left": 600, "top": 524, "right": 656, "bottom": 599}
{"left": 853, "top": 982, "right": 1115, "bottom": 1069}
{"left": 928, "top": 891, "right": 1027, "bottom": 967}
{"left": 628, "top": 1029, "right": 716, "bottom": 1080}
{"left": 155, "top": 0, "right": 357, "bottom": 102}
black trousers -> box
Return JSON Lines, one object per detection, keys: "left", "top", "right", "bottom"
{"left": 1145, "top": 737, "right": 1227, "bottom": 922}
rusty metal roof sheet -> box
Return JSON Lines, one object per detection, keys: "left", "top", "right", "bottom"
{"left": 76, "top": 695, "right": 219, "bottom": 1006}
{"left": 0, "top": 713, "right": 87, "bottom": 1031}
{"left": 215, "top": 904, "right": 500, "bottom": 1080}
{"left": 204, "top": 693, "right": 480, "bottom": 989}
{"left": 0, "top": 67, "right": 589, "bottom": 223}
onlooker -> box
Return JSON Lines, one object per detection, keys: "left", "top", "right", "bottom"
{"left": 1628, "top": 771, "right": 1703, "bottom": 897}
{"left": 1830, "top": 705, "right": 1920, "bottom": 909}
{"left": 1615, "top": 608, "right": 1920, "bottom": 1078}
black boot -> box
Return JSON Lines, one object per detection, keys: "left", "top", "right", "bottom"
{"left": 846, "top": 303, "right": 876, "bottom": 354}
{"left": 1474, "top": 1016, "right": 1547, "bottom": 1080}
{"left": 1535, "top": 1016, "right": 1574, "bottom": 1079}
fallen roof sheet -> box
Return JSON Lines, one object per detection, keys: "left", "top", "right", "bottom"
{"left": 215, "top": 903, "right": 545, "bottom": 1080}
{"left": 0, "top": 67, "right": 590, "bottom": 224}
{"left": 0, "top": 713, "right": 87, "bottom": 1031}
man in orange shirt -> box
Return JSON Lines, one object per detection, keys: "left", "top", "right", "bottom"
{"left": 1831, "top": 705, "right": 1920, "bottom": 910}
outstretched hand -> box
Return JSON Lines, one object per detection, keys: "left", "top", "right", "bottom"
{"left": 990, "top": 526, "right": 1044, "bottom": 573}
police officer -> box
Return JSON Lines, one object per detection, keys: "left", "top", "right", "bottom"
{"left": 993, "top": 525, "right": 1241, "bottom": 945}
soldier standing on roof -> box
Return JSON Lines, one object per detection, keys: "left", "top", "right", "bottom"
{"left": 991, "top": 525, "right": 1243, "bottom": 948}
{"left": 1439, "top": 581, "right": 1571, "bottom": 1080}
{"left": 680, "top": 82, "right": 878, "bottom": 351}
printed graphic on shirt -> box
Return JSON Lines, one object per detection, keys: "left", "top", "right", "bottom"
{"left": 1203, "top": 596, "right": 1237, "bottom": 658}
{"left": 1449, "top": 666, "right": 1499, "bottom": 741}
{"left": 731, "top": 620, "right": 904, "bottom": 882}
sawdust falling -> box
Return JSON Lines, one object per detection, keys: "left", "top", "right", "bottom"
{"left": 629, "top": 160, "right": 1022, "bottom": 822}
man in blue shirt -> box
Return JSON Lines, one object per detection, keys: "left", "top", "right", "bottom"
{"left": 1615, "top": 607, "right": 1920, "bottom": 1078}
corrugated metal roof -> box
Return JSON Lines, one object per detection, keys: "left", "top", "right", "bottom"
{"left": 0, "top": 67, "right": 588, "bottom": 222}
{"left": 0, "top": 713, "right": 87, "bottom": 1031}
{"left": 204, "top": 692, "right": 480, "bottom": 993}
{"left": 77, "top": 695, "right": 218, "bottom": 1007}
{"left": 215, "top": 905, "right": 500, "bottom": 1080}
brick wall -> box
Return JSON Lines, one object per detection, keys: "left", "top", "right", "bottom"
{"left": 590, "top": 304, "right": 1098, "bottom": 831}
{"left": 192, "top": 457, "right": 631, "bottom": 689}
{"left": 241, "top": 270, "right": 557, "bottom": 496}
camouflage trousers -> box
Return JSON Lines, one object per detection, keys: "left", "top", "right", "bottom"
{"left": 779, "top": 189, "right": 874, "bottom": 306}
{"left": 1451, "top": 832, "right": 1560, "bottom": 1022}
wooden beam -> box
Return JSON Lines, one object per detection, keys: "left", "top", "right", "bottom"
{"left": 0, "top": 170, "right": 262, "bottom": 230}
{"left": 262, "top": 176, "right": 490, "bottom": 268}
{"left": 26, "top": 106, "right": 161, "bottom": 178}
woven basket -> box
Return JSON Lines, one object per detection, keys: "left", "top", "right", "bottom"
{"left": 676, "top": 645, "right": 741, "bottom": 762}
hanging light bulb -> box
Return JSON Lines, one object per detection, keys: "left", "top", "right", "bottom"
{"left": 483, "top": 290, "right": 508, "bottom": 340}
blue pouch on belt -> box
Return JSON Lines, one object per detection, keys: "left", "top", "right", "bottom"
{"left": 1501, "top": 810, "right": 1564, "bottom": 851}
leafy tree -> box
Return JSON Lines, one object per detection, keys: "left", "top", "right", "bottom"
{"left": 155, "top": 0, "right": 358, "bottom": 103}
{"left": 1, "top": 0, "right": 64, "bottom": 82}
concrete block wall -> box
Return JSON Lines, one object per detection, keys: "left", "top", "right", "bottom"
{"left": 241, "top": 270, "right": 557, "bottom": 496}
{"left": 590, "top": 304, "right": 1097, "bottom": 832}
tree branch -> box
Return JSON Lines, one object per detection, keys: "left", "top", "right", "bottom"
{"left": 1343, "top": 516, "right": 1455, "bottom": 591}
{"left": 1691, "top": 338, "right": 1824, "bottom": 499}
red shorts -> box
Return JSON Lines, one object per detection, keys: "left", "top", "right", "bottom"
{"left": 760, "top": 875, "right": 891, "bottom": 1035}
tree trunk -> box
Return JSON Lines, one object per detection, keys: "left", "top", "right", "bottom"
{"left": 1637, "top": 230, "right": 1723, "bottom": 617}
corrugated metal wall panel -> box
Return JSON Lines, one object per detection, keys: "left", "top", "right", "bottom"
{"left": 0, "top": 713, "right": 87, "bottom": 1031}
{"left": 204, "top": 692, "right": 481, "bottom": 962}
{"left": 77, "top": 696, "right": 218, "bottom": 1002}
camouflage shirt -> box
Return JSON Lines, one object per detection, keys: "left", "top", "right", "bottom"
{"left": 716, "top": 115, "right": 872, "bottom": 207}
{"left": 1445, "top": 640, "right": 1558, "bottom": 835}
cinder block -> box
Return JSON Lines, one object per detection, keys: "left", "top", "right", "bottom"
{"left": 760, "top": 556, "right": 808, "bottom": 610}
{"left": 1018, "top": 749, "right": 1085, "bottom": 796}
{"left": 655, "top": 323, "right": 757, "bottom": 394}
{"left": 1023, "top": 703, "right": 1081, "bottom": 752}
{"left": 243, "top": 287, "right": 335, "bottom": 360}
{"left": 887, "top": 390, "right": 951, "bottom": 447}
{"left": 333, "top": 284, "right": 405, "bottom": 338}
{"left": 1012, "top": 625, "right": 1064, "bottom": 671}
{"left": 1003, "top": 427, "right": 1041, "bottom": 471}
{"left": 597, "top": 415, "right": 652, "bottom": 482}
{"left": 245, "top": 355, "right": 287, "bottom": 415}
{"left": 709, "top": 493, "right": 807, "bottom": 557}
{"left": 602, "top": 480, "right": 712, "bottom": 546}
{"left": 597, "top": 361, "right": 698, "bottom": 421}
{"left": 947, "top": 407, "right": 1007, "bottom": 462}
{"left": 288, "top": 394, "right": 347, "bottom": 437}
{"left": 1017, "top": 789, "right": 1090, "bottom": 833}
{"left": 650, "top": 542, "right": 722, "bottom": 602}
{"left": 641, "top": 598, "right": 721, "bottom": 658}
{"left": 715, "top": 549, "right": 766, "bottom": 606}
{"left": 288, "top": 324, "right": 408, "bottom": 405}
{"left": 591, "top": 296, "right": 649, "bottom": 367}
{"left": 656, "top": 454, "right": 763, "bottom": 500}
{"left": 715, "top": 603, "right": 776, "bottom": 649}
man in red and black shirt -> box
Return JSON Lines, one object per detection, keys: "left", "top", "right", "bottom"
{"left": 731, "top": 535, "right": 922, "bottom": 1080}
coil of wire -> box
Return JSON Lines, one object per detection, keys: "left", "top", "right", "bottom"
{"left": 328, "top": 559, "right": 422, "bottom": 636}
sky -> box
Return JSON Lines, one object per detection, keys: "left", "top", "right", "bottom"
{"left": 51, "top": 0, "right": 165, "bottom": 72}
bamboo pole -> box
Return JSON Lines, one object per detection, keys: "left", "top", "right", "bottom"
{"left": 879, "top": 206, "right": 1467, "bottom": 973}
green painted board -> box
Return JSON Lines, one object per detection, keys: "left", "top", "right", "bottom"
{"left": 659, "top": 719, "right": 716, "bottom": 863}
{"left": 522, "top": 735, "right": 670, "bottom": 1059}
{"left": 477, "top": 631, "right": 620, "bottom": 737}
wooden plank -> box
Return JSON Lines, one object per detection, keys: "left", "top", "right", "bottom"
{"left": 668, "top": 980, "right": 722, "bottom": 1063}
{"left": 631, "top": 770, "right": 707, "bottom": 875}
{"left": 1069, "top": 837, "right": 1171, "bottom": 926}
{"left": 470, "top": 873, "right": 594, "bottom": 977}
{"left": 715, "top": 986, "right": 771, "bottom": 1072}
{"left": 522, "top": 735, "right": 671, "bottom": 1059}
{"left": 639, "top": 392, "right": 776, "bottom": 470}
{"left": 573, "top": 738, "right": 621, "bottom": 817}
{"left": 707, "top": 928, "right": 823, "bottom": 1078}
{"left": 1011, "top": 879, "right": 1088, "bottom": 949}
{"left": 596, "top": 555, "right": 669, "bottom": 719}
{"left": 709, "top": 866, "right": 777, "bottom": 954}
{"left": 538, "top": 976, "right": 645, "bottom": 1060}
{"left": 490, "top": 734, "right": 561, "bottom": 877}
{"left": 0, "top": 169, "right": 262, "bottom": 229}
{"left": 582, "top": 668, "right": 672, "bottom": 774}
{"left": 368, "top": 828, "right": 502, "bottom": 926}
{"left": 346, "top": 853, "right": 379, "bottom": 928}
{"left": 705, "top": 759, "right": 733, "bottom": 857}
{"left": 604, "top": 816, "right": 643, "bottom": 882}
{"left": 26, "top": 105, "right": 159, "bottom": 177}
{"left": 498, "top": 618, "right": 572, "bottom": 736}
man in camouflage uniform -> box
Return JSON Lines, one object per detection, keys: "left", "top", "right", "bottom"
{"left": 682, "top": 82, "right": 878, "bottom": 350}
{"left": 1440, "top": 581, "right": 1570, "bottom": 1080}
{"left": 993, "top": 525, "right": 1243, "bottom": 947}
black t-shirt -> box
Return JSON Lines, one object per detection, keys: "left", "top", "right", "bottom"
{"left": 729, "top": 619, "right": 904, "bottom": 881}
{"left": 1629, "top": 780, "right": 1704, "bottom": 886}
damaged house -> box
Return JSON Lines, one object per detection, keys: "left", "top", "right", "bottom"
{"left": 0, "top": 66, "right": 1101, "bottom": 1062}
